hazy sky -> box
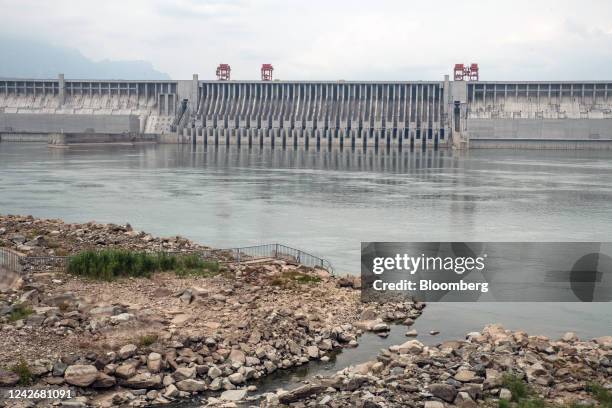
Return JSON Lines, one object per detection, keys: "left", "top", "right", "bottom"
{"left": 1, "top": 0, "right": 611, "bottom": 80}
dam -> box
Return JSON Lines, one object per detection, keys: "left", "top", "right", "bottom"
{"left": 1, "top": 73, "right": 612, "bottom": 149}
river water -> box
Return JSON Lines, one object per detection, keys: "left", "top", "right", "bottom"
{"left": 0, "top": 143, "right": 611, "bottom": 389}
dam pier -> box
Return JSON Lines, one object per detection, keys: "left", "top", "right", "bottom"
{"left": 1, "top": 73, "right": 612, "bottom": 149}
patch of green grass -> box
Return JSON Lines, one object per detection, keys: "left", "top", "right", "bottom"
{"left": 564, "top": 402, "right": 594, "bottom": 408}
{"left": 10, "top": 360, "right": 32, "bottom": 385}
{"left": 502, "top": 374, "right": 531, "bottom": 402}
{"left": 496, "top": 377, "right": 610, "bottom": 408}
{"left": 174, "top": 257, "right": 220, "bottom": 278}
{"left": 293, "top": 274, "right": 322, "bottom": 284}
{"left": 268, "top": 271, "right": 322, "bottom": 287}
{"left": 8, "top": 304, "right": 33, "bottom": 322}
{"left": 67, "top": 250, "right": 220, "bottom": 281}
{"left": 517, "top": 399, "right": 546, "bottom": 408}
{"left": 586, "top": 383, "right": 612, "bottom": 408}
{"left": 137, "top": 334, "right": 158, "bottom": 347}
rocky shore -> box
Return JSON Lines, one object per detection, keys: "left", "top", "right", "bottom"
{"left": 1, "top": 215, "right": 610, "bottom": 407}
{"left": 0, "top": 215, "right": 415, "bottom": 407}
{"left": 269, "top": 325, "right": 611, "bottom": 407}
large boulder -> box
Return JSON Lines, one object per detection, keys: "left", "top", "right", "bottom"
{"left": 0, "top": 370, "right": 19, "bottom": 386}
{"left": 594, "top": 336, "right": 612, "bottom": 349}
{"left": 228, "top": 372, "right": 245, "bottom": 385}
{"left": 147, "top": 353, "right": 162, "bottom": 373}
{"left": 229, "top": 349, "right": 246, "bottom": 365}
{"left": 118, "top": 344, "right": 137, "bottom": 359}
{"left": 124, "top": 372, "right": 162, "bottom": 389}
{"left": 428, "top": 383, "right": 457, "bottom": 403}
{"left": 279, "top": 384, "right": 326, "bottom": 404}
{"left": 208, "top": 365, "right": 222, "bottom": 379}
{"left": 397, "top": 340, "right": 424, "bottom": 354}
{"left": 454, "top": 370, "right": 478, "bottom": 382}
{"left": 91, "top": 372, "right": 116, "bottom": 388}
{"left": 173, "top": 366, "right": 196, "bottom": 381}
{"left": 176, "top": 379, "right": 206, "bottom": 392}
{"left": 64, "top": 365, "right": 99, "bottom": 387}
{"left": 220, "top": 389, "right": 248, "bottom": 402}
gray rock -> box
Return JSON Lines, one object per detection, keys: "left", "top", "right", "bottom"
{"left": 372, "top": 323, "right": 390, "bottom": 332}
{"left": 53, "top": 361, "right": 68, "bottom": 377}
{"left": 164, "top": 384, "right": 179, "bottom": 398}
{"left": 499, "top": 388, "right": 512, "bottom": 400}
{"left": 429, "top": 383, "right": 457, "bottom": 403}
{"left": 209, "top": 377, "right": 223, "bottom": 391}
{"left": 208, "top": 365, "right": 222, "bottom": 379}
{"left": 306, "top": 345, "right": 319, "bottom": 359}
{"left": 562, "top": 332, "right": 578, "bottom": 342}
{"left": 179, "top": 290, "right": 193, "bottom": 304}
{"left": 64, "top": 365, "right": 99, "bottom": 387}
{"left": 176, "top": 379, "right": 206, "bottom": 392}
{"left": 228, "top": 372, "right": 245, "bottom": 384}
{"left": 405, "top": 329, "right": 418, "bottom": 337}
{"left": 124, "top": 372, "right": 162, "bottom": 389}
{"left": 0, "top": 369, "right": 19, "bottom": 386}
{"left": 89, "top": 305, "right": 121, "bottom": 316}
{"left": 220, "top": 389, "right": 248, "bottom": 401}
{"left": 118, "top": 344, "right": 137, "bottom": 359}
{"left": 455, "top": 391, "right": 477, "bottom": 408}
{"left": 9, "top": 234, "right": 26, "bottom": 244}
{"left": 454, "top": 370, "right": 478, "bottom": 382}
{"left": 115, "top": 363, "right": 137, "bottom": 379}
{"left": 91, "top": 372, "right": 116, "bottom": 388}
{"left": 110, "top": 313, "right": 134, "bottom": 323}
{"left": 147, "top": 352, "right": 162, "bottom": 373}
{"left": 279, "top": 384, "right": 326, "bottom": 404}
{"left": 229, "top": 349, "right": 246, "bottom": 365}
{"left": 173, "top": 366, "right": 196, "bottom": 381}
{"left": 397, "top": 339, "right": 424, "bottom": 354}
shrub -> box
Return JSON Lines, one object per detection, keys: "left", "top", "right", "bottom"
{"left": 516, "top": 399, "right": 545, "bottom": 408}
{"left": 67, "top": 250, "right": 221, "bottom": 281}
{"left": 587, "top": 383, "right": 612, "bottom": 408}
{"left": 268, "top": 271, "right": 322, "bottom": 287}
{"left": 175, "top": 257, "right": 220, "bottom": 277}
{"left": 10, "top": 360, "right": 32, "bottom": 385}
{"left": 502, "top": 373, "right": 530, "bottom": 402}
{"left": 8, "top": 304, "right": 33, "bottom": 322}
{"left": 137, "top": 334, "right": 158, "bottom": 347}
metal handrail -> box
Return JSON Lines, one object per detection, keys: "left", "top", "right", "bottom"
{"left": 217, "top": 243, "right": 334, "bottom": 274}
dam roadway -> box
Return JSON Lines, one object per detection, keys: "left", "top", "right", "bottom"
{"left": 1, "top": 74, "right": 612, "bottom": 149}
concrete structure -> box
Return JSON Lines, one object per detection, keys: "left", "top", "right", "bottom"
{"left": 462, "top": 81, "right": 612, "bottom": 149}
{"left": 48, "top": 132, "right": 157, "bottom": 146}
{"left": 0, "top": 75, "right": 179, "bottom": 137}
{"left": 1, "top": 74, "right": 612, "bottom": 149}
{"left": 191, "top": 80, "right": 446, "bottom": 149}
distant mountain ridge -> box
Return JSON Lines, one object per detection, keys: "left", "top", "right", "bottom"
{"left": 0, "top": 37, "right": 170, "bottom": 80}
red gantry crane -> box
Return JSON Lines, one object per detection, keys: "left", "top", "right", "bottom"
{"left": 261, "top": 64, "right": 273, "bottom": 81}
{"left": 216, "top": 64, "right": 231, "bottom": 80}
{"left": 454, "top": 63, "right": 479, "bottom": 81}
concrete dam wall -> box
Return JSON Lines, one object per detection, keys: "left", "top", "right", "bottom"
{"left": 2, "top": 75, "right": 612, "bottom": 149}
{"left": 0, "top": 76, "right": 179, "bottom": 137}
{"left": 463, "top": 81, "right": 612, "bottom": 148}
{"left": 190, "top": 81, "right": 446, "bottom": 149}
